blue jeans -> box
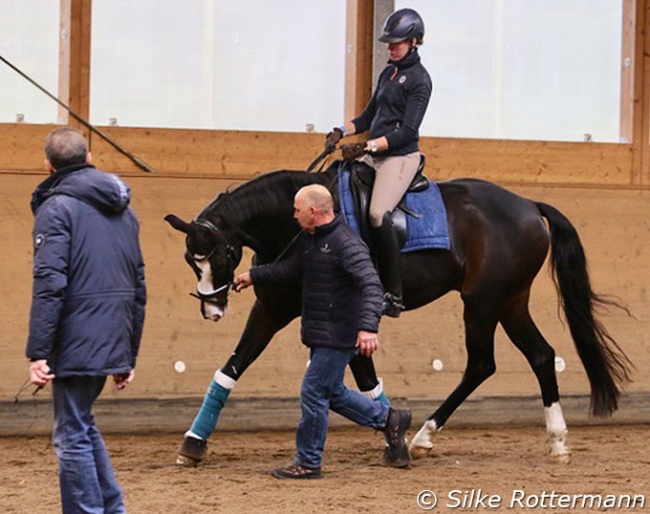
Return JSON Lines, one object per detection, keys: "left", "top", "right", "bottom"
{"left": 296, "top": 346, "right": 390, "bottom": 469}
{"left": 52, "top": 376, "right": 125, "bottom": 514}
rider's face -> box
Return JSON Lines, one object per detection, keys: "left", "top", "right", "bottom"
{"left": 388, "top": 39, "right": 412, "bottom": 62}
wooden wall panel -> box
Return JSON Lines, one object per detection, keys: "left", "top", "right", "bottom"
{"left": 421, "top": 138, "right": 635, "bottom": 186}
{"left": 0, "top": 124, "right": 56, "bottom": 172}
{"left": 1, "top": 124, "right": 639, "bottom": 189}
{"left": 1, "top": 171, "right": 648, "bottom": 406}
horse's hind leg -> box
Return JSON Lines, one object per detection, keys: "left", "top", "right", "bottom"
{"left": 410, "top": 302, "right": 498, "bottom": 458}
{"left": 500, "top": 297, "right": 571, "bottom": 463}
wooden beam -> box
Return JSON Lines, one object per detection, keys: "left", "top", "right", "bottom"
{"left": 641, "top": 0, "right": 650, "bottom": 185}
{"left": 58, "top": 0, "right": 92, "bottom": 137}
{"left": 620, "top": 0, "right": 635, "bottom": 145}
{"left": 344, "top": 0, "right": 374, "bottom": 121}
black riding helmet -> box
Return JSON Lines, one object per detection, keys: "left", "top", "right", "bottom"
{"left": 378, "top": 8, "right": 425, "bottom": 45}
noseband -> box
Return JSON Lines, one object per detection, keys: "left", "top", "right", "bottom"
{"left": 189, "top": 218, "right": 238, "bottom": 303}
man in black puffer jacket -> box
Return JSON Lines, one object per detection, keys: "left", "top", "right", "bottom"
{"left": 235, "top": 184, "right": 411, "bottom": 479}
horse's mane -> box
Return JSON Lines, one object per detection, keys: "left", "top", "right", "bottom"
{"left": 197, "top": 169, "right": 333, "bottom": 226}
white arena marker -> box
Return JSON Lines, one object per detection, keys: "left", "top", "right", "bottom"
{"left": 174, "top": 360, "right": 186, "bottom": 373}
{"left": 432, "top": 359, "right": 444, "bottom": 371}
{"left": 554, "top": 356, "right": 566, "bottom": 373}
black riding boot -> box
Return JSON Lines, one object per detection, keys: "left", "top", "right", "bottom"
{"left": 376, "top": 212, "right": 404, "bottom": 318}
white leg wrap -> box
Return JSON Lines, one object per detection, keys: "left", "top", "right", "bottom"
{"left": 545, "top": 402, "right": 570, "bottom": 461}
{"left": 214, "top": 369, "right": 236, "bottom": 390}
{"left": 409, "top": 419, "right": 439, "bottom": 459}
{"left": 360, "top": 377, "right": 383, "bottom": 400}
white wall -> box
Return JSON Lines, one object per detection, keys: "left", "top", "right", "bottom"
{"left": 0, "top": 1, "right": 624, "bottom": 142}
{"left": 89, "top": 0, "right": 347, "bottom": 132}
{"left": 0, "top": 0, "right": 59, "bottom": 124}
{"left": 402, "top": 0, "right": 623, "bottom": 142}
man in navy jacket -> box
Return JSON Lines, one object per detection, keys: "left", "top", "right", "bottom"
{"left": 26, "top": 127, "right": 146, "bottom": 512}
{"left": 235, "top": 184, "right": 411, "bottom": 479}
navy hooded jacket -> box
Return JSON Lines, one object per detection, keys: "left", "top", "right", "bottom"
{"left": 26, "top": 164, "right": 146, "bottom": 377}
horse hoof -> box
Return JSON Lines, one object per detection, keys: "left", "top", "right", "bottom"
{"left": 176, "top": 454, "right": 200, "bottom": 467}
{"left": 551, "top": 452, "right": 571, "bottom": 464}
{"left": 409, "top": 443, "right": 432, "bottom": 460}
{"left": 176, "top": 436, "right": 207, "bottom": 467}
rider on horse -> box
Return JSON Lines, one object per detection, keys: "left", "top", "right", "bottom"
{"left": 325, "top": 8, "right": 433, "bottom": 318}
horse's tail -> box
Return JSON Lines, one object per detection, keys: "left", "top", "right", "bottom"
{"left": 536, "top": 202, "right": 633, "bottom": 417}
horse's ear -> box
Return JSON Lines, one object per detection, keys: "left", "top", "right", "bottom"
{"left": 164, "top": 214, "right": 190, "bottom": 234}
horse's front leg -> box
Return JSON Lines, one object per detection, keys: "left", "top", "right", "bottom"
{"left": 177, "top": 296, "right": 299, "bottom": 466}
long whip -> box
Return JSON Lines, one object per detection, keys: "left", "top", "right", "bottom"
{"left": 0, "top": 53, "right": 155, "bottom": 173}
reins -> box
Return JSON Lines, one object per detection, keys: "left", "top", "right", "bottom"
{"left": 272, "top": 146, "right": 341, "bottom": 263}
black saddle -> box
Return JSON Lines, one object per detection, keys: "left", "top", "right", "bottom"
{"left": 349, "top": 154, "right": 429, "bottom": 248}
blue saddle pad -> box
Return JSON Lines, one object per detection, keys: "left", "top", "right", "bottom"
{"left": 338, "top": 167, "right": 450, "bottom": 253}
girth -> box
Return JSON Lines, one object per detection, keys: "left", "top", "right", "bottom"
{"left": 349, "top": 154, "right": 429, "bottom": 248}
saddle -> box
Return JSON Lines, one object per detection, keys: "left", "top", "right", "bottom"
{"left": 349, "top": 154, "right": 429, "bottom": 248}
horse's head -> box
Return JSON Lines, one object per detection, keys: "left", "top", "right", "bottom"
{"left": 165, "top": 214, "right": 242, "bottom": 322}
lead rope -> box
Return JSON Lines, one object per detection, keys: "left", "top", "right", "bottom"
{"left": 271, "top": 147, "right": 342, "bottom": 264}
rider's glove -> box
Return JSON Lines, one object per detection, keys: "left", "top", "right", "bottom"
{"left": 324, "top": 127, "right": 344, "bottom": 150}
{"left": 341, "top": 142, "right": 367, "bottom": 161}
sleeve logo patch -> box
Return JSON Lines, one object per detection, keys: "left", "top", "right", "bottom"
{"left": 34, "top": 234, "right": 45, "bottom": 248}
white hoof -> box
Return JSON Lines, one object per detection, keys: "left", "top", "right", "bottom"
{"left": 550, "top": 451, "right": 571, "bottom": 464}
{"left": 409, "top": 420, "right": 438, "bottom": 460}
{"left": 409, "top": 443, "right": 433, "bottom": 460}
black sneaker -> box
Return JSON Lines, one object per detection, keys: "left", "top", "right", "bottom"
{"left": 270, "top": 463, "right": 323, "bottom": 479}
{"left": 382, "top": 408, "right": 412, "bottom": 468}
{"left": 382, "top": 294, "right": 404, "bottom": 318}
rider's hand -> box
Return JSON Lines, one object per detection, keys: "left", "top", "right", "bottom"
{"left": 325, "top": 127, "right": 344, "bottom": 150}
{"left": 341, "top": 142, "right": 367, "bottom": 161}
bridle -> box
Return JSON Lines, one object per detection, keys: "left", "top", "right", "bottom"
{"left": 188, "top": 218, "right": 239, "bottom": 303}
{"left": 188, "top": 149, "right": 338, "bottom": 304}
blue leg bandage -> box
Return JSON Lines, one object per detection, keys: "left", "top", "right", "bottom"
{"left": 374, "top": 391, "right": 391, "bottom": 408}
{"left": 189, "top": 380, "right": 231, "bottom": 440}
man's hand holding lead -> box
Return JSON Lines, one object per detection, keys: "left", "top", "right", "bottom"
{"left": 356, "top": 330, "right": 378, "bottom": 357}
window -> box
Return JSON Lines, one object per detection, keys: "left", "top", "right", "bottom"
{"left": 90, "top": 0, "right": 347, "bottom": 131}
{"left": 399, "top": 0, "right": 624, "bottom": 142}
{"left": 0, "top": 1, "right": 60, "bottom": 124}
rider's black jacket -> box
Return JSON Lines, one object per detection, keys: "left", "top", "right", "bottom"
{"left": 250, "top": 216, "right": 383, "bottom": 349}
{"left": 352, "top": 48, "right": 432, "bottom": 157}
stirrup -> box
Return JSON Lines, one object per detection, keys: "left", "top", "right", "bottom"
{"left": 382, "top": 293, "right": 404, "bottom": 318}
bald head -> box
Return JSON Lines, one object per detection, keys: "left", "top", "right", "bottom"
{"left": 294, "top": 184, "right": 335, "bottom": 233}
{"left": 45, "top": 127, "right": 89, "bottom": 171}
{"left": 295, "top": 184, "right": 334, "bottom": 214}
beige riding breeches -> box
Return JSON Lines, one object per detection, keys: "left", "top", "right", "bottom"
{"left": 361, "top": 151, "right": 421, "bottom": 228}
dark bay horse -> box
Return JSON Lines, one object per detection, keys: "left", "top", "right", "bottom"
{"left": 165, "top": 162, "right": 631, "bottom": 465}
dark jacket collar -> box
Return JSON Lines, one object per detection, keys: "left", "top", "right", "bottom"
{"left": 388, "top": 48, "right": 421, "bottom": 70}
{"left": 313, "top": 215, "right": 342, "bottom": 236}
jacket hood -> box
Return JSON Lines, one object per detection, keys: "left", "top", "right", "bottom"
{"left": 31, "top": 164, "right": 131, "bottom": 215}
